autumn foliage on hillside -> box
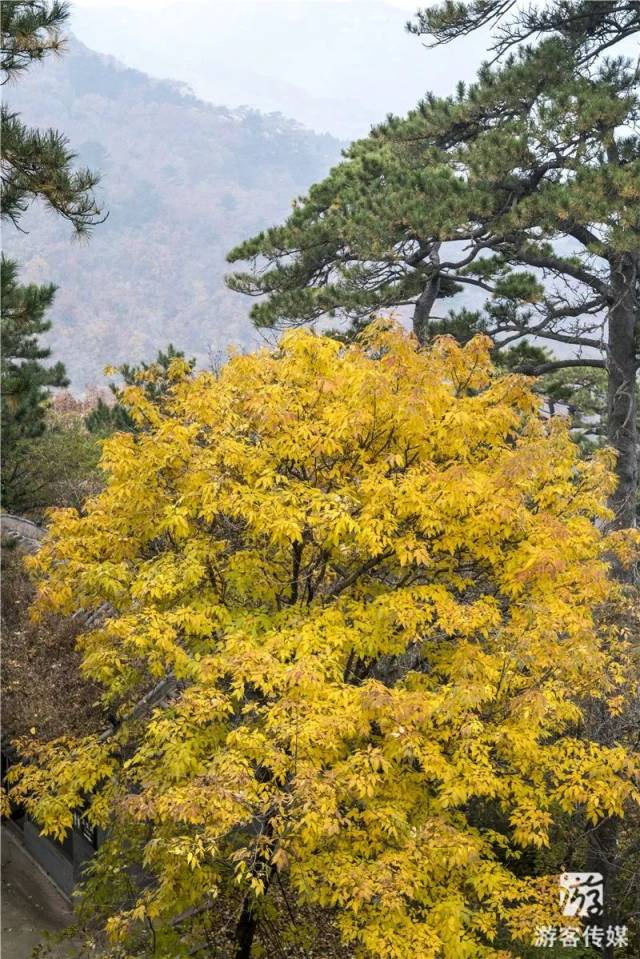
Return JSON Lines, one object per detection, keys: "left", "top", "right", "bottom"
{"left": 7, "top": 325, "right": 639, "bottom": 958}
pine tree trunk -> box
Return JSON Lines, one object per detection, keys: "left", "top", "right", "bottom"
{"left": 584, "top": 697, "right": 621, "bottom": 959}
{"left": 587, "top": 252, "right": 639, "bottom": 959}
{"left": 413, "top": 276, "right": 440, "bottom": 346}
{"left": 607, "top": 251, "right": 638, "bottom": 537}
{"left": 412, "top": 247, "right": 442, "bottom": 347}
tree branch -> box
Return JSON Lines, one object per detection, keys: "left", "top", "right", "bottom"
{"left": 516, "top": 358, "right": 607, "bottom": 376}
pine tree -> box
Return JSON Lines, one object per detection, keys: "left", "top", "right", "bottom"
{"left": 408, "top": 0, "right": 640, "bottom": 61}
{"left": 1, "top": 2, "right": 104, "bottom": 508}
{"left": 0, "top": 257, "right": 68, "bottom": 507}
{"left": 1, "top": 0, "right": 68, "bottom": 77}
{"left": 226, "top": 0, "right": 639, "bottom": 531}
{"left": 85, "top": 345, "right": 196, "bottom": 435}
{"left": 1, "top": 1, "right": 104, "bottom": 234}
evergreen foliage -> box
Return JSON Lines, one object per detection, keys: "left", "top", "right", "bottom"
{"left": 1, "top": 2, "right": 104, "bottom": 233}
{"left": 1, "top": 0, "right": 68, "bottom": 78}
{"left": 1, "top": 2, "right": 104, "bottom": 507}
{"left": 1, "top": 256, "right": 68, "bottom": 507}
{"left": 1, "top": 104, "right": 104, "bottom": 233}
{"left": 85, "top": 345, "right": 196, "bottom": 436}
{"left": 227, "top": 1, "right": 639, "bottom": 529}
{"left": 408, "top": 1, "right": 640, "bottom": 64}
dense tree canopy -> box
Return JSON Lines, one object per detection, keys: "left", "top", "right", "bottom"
{"left": 8, "top": 326, "right": 639, "bottom": 959}
{"left": 227, "top": 0, "right": 639, "bottom": 530}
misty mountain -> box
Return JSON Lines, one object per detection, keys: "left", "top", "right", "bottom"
{"left": 3, "top": 38, "right": 343, "bottom": 387}
{"left": 71, "top": 1, "right": 485, "bottom": 140}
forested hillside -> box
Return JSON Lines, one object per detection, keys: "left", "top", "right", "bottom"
{"left": 3, "top": 37, "right": 342, "bottom": 387}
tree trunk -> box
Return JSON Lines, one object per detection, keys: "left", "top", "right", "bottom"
{"left": 586, "top": 252, "right": 639, "bottom": 959}
{"left": 607, "top": 251, "right": 639, "bottom": 536}
{"left": 586, "top": 814, "right": 619, "bottom": 959}
{"left": 583, "top": 697, "right": 623, "bottom": 959}
{"left": 232, "top": 812, "right": 277, "bottom": 959}
{"left": 412, "top": 244, "right": 442, "bottom": 346}
{"left": 233, "top": 896, "right": 259, "bottom": 959}
{"left": 412, "top": 274, "right": 440, "bottom": 346}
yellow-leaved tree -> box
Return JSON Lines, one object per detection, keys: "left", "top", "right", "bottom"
{"left": 8, "top": 324, "right": 639, "bottom": 958}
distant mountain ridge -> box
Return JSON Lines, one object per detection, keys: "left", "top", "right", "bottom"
{"left": 71, "top": 1, "right": 452, "bottom": 141}
{"left": 3, "top": 37, "right": 343, "bottom": 387}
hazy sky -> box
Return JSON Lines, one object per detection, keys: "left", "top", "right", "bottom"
{"left": 68, "top": 0, "right": 482, "bottom": 139}
{"left": 74, "top": 0, "right": 422, "bottom": 8}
